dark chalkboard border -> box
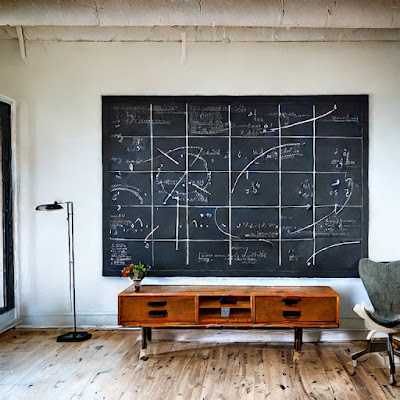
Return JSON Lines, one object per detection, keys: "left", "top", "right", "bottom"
{"left": 102, "top": 95, "right": 368, "bottom": 277}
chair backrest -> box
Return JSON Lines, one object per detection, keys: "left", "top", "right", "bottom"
{"left": 359, "top": 258, "right": 400, "bottom": 321}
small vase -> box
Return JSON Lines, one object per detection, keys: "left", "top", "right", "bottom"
{"left": 132, "top": 278, "right": 142, "bottom": 292}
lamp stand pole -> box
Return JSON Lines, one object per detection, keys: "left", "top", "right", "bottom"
{"left": 56, "top": 202, "right": 91, "bottom": 342}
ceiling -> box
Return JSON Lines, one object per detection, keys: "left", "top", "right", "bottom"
{"left": 0, "top": 0, "right": 399, "bottom": 43}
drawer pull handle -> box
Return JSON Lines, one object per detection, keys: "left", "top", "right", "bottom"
{"left": 220, "top": 296, "right": 237, "bottom": 305}
{"left": 282, "top": 297, "right": 301, "bottom": 306}
{"left": 283, "top": 310, "right": 301, "bottom": 318}
{"left": 148, "top": 310, "right": 168, "bottom": 318}
{"left": 148, "top": 301, "right": 167, "bottom": 307}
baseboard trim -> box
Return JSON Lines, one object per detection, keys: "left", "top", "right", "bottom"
{"left": 15, "top": 325, "right": 380, "bottom": 342}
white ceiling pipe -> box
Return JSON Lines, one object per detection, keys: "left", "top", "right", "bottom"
{"left": 1, "top": 26, "right": 399, "bottom": 43}
{"left": 0, "top": 0, "right": 399, "bottom": 29}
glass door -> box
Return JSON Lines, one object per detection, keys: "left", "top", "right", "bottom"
{"left": 0, "top": 99, "right": 17, "bottom": 331}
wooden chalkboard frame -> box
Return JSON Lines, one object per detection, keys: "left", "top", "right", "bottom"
{"left": 102, "top": 95, "right": 368, "bottom": 277}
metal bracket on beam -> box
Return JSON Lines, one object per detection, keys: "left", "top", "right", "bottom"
{"left": 16, "top": 26, "right": 26, "bottom": 63}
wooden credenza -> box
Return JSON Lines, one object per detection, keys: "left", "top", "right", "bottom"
{"left": 118, "top": 285, "right": 339, "bottom": 353}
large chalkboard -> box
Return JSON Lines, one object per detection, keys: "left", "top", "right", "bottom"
{"left": 102, "top": 96, "right": 368, "bottom": 277}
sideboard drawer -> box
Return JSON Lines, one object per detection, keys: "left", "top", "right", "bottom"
{"left": 255, "top": 296, "right": 337, "bottom": 323}
{"left": 119, "top": 296, "right": 196, "bottom": 324}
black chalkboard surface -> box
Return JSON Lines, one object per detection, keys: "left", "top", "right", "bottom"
{"left": 102, "top": 95, "right": 368, "bottom": 277}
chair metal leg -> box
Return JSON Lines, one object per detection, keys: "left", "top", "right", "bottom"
{"left": 387, "top": 334, "right": 397, "bottom": 386}
{"left": 351, "top": 333, "right": 387, "bottom": 368}
{"left": 351, "top": 333, "right": 397, "bottom": 386}
{"left": 351, "top": 342, "right": 371, "bottom": 368}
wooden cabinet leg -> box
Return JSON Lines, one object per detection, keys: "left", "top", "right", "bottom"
{"left": 139, "top": 327, "right": 150, "bottom": 361}
{"left": 294, "top": 328, "right": 302, "bottom": 351}
{"left": 147, "top": 327, "right": 152, "bottom": 342}
{"left": 141, "top": 327, "right": 148, "bottom": 350}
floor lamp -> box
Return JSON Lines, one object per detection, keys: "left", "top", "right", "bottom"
{"left": 36, "top": 201, "right": 92, "bottom": 342}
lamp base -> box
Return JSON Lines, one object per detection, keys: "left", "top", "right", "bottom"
{"left": 56, "top": 331, "right": 92, "bottom": 342}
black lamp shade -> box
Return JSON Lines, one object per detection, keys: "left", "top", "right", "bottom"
{"left": 36, "top": 202, "right": 64, "bottom": 211}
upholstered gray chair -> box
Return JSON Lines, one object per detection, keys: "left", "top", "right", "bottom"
{"left": 352, "top": 258, "right": 400, "bottom": 386}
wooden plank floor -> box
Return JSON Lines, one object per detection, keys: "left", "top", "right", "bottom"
{"left": 0, "top": 329, "right": 398, "bottom": 400}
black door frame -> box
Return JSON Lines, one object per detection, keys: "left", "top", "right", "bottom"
{"left": 0, "top": 99, "right": 15, "bottom": 317}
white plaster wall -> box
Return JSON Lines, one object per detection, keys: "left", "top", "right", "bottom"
{"left": 0, "top": 40, "right": 399, "bottom": 328}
